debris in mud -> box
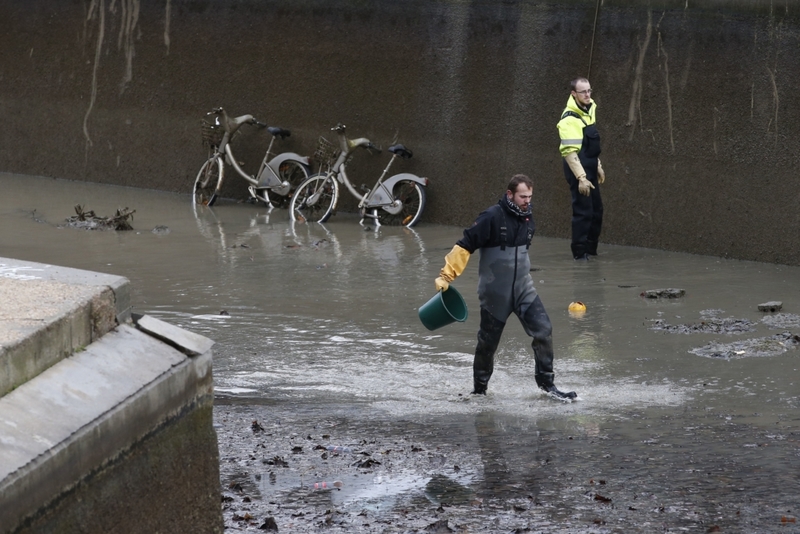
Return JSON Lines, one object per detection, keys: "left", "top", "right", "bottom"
{"left": 151, "top": 225, "right": 170, "bottom": 235}
{"left": 63, "top": 204, "right": 135, "bottom": 230}
{"left": 761, "top": 312, "right": 800, "bottom": 330}
{"left": 640, "top": 288, "right": 685, "bottom": 299}
{"left": 424, "top": 518, "right": 454, "bottom": 532}
{"left": 352, "top": 457, "right": 381, "bottom": 468}
{"left": 263, "top": 456, "right": 288, "bottom": 467}
{"left": 259, "top": 517, "right": 279, "bottom": 530}
{"left": 650, "top": 314, "right": 756, "bottom": 334}
{"left": 594, "top": 493, "right": 612, "bottom": 504}
{"left": 757, "top": 301, "right": 782, "bottom": 312}
{"left": 689, "top": 331, "right": 800, "bottom": 360}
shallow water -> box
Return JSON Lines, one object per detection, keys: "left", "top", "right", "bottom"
{"left": 2, "top": 173, "right": 799, "bottom": 532}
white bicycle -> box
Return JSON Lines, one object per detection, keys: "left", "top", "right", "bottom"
{"left": 289, "top": 123, "right": 428, "bottom": 227}
{"left": 193, "top": 108, "right": 311, "bottom": 208}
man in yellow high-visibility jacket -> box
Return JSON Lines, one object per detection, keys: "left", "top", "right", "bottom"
{"left": 557, "top": 77, "right": 606, "bottom": 260}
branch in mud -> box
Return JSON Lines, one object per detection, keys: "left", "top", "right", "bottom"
{"left": 65, "top": 204, "right": 136, "bottom": 231}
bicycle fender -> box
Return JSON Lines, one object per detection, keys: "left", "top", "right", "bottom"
{"left": 369, "top": 173, "right": 427, "bottom": 206}
{"left": 268, "top": 153, "right": 310, "bottom": 174}
{"left": 258, "top": 153, "right": 311, "bottom": 188}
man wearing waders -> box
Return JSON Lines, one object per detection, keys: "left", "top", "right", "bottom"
{"left": 558, "top": 77, "right": 605, "bottom": 260}
{"left": 434, "top": 174, "right": 577, "bottom": 400}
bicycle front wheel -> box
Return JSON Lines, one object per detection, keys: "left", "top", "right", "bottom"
{"left": 376, "top": 180, "right": 426, "bottom": 227}
{"left": 193, "top": 157, "right": 223, "bottom": 206}
{"left": 290, "top": 173, "right": 337, "bottom": 223}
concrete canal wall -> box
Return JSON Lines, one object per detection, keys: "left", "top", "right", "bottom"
{"left": 1, "top": 1, "right": 799, "bottom": 265}
{"left": 0, "top": 258, "right": 223, "bottom": 534}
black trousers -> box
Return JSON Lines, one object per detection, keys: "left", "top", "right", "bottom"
{"left": 473, "top": 295, "right": 556, "bottom": 392}
{"left": 564, "top": 160, "right": 603, "bottom": 258}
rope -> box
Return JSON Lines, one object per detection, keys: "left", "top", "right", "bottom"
{"left": 587, "top": 0, "right": 601, "bottom": 78}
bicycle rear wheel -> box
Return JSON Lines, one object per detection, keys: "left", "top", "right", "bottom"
{"left": 290, "top": 173, "right": 337, "bottom": 223}
{"left": 193, "top": 157, "right": 223, "bottom": 206}
{"left": 268, "top": 160, "right": 310, "bottom": 208}
{"left": 376, "top": 180, "right": 426, "bottom": 227}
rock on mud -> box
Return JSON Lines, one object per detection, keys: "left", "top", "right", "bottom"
{"left": 757, "top": 301, "right": 782, "bottom": 312}
{"left": 641, "top": 288, "right": 685, "bottom": 299}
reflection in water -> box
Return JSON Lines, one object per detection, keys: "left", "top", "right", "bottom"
{"left": 2, "top": 174, "right": 800, "bottom": 531}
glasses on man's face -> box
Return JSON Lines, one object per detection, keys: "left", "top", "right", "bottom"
{"left": 575, "top": 89, "right": 592, "bottom": 95}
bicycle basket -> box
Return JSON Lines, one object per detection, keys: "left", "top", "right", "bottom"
{"left": 313, "top": 136, "right": 341, "bottom": 169}
{"left": 201, "top": 118, "right": 224, "bottom": 149}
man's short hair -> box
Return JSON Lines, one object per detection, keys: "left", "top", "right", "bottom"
{"left": 508, "top": 174, "right": 533, "bottom": 193}
{"left": 570, "top": 77, "right": 589, "bottom": 92}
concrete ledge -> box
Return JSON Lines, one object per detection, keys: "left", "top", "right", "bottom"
{"left": 0, "top": 322, "right": 216, "bottom": 531}
{"left": 0, "top": 257, "right": 130, "bottom": 397}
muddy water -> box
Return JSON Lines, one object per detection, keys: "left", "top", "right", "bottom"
{"left": 2, "top": 173, "right": 799, "bottom": 533}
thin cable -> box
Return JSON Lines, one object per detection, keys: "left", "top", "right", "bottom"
{"left": 587, "top": 0, "right": 601, "bottom": 78}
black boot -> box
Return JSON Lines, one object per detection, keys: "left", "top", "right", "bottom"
{"left": 586, "top": 240, "right": 598, "bottom": 256}
{"left": 539, "top": 384, "right": 577, "bottom": 400}
{"left": 535, "top": 373, "right": 577, "bottom": 400}
{"left": 471, "top": 381, "right": 487, "bottom": 395}
{"left": 571, "top": 243, "right": 589, "bottom": 261}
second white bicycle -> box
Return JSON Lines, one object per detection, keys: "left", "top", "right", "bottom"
{"left": 289, "top": 123, "right": 428, "bottom": 227}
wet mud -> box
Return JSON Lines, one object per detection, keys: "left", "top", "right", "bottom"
{"left": 690, "top": 332, "right": 800, "bottom": 360}
{"left": 2, "top": 175, "right": 800, "bottom": 533}
{"left": 214, "top": 402, "right": 800, "bottom": 534}
{"left": 649, "top": 318, "right": 757, "bottom": 335}
{"left": 762, "top": 313, "right": 800, "bottom": 330}
{"left": 651, "top": 309, "right": 800, "bottom": 360}
{"left": 649, "top": 310, "right": 756, "bottom": 335}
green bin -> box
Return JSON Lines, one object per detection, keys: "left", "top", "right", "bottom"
{"left": 418, "top": 286, "right": 469, "bottom": 331}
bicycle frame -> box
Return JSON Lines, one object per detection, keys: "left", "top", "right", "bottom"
{"left": 291, "top": 123, "right": 428, "bottom": 227}
{"left": 329, "top": 125, "right": 428, "bottom": 222}
{"left": 198, "top": 108, "right": 310, "bottom": 208}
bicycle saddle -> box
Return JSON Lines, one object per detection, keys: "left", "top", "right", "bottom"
{"left": 268, "top": 127, "right": 291, "bottom": 139}
{"left": 388, "top": 144, "right": 413, "bottom": 159}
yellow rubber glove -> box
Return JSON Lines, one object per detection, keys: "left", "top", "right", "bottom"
{"left": 565, "top": 152, "right": 594, "bottom": 196}
{"left": 597, "top": 159, "right": 605, "bottom": 184}
{"left": 435, "top": 244, "right": 470, "bottom": 292}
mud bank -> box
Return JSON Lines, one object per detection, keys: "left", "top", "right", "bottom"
{"left": 214, "top": 400, "right": 799, "bottom": 533}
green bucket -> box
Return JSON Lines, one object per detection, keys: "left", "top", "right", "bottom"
{"left": 418, "top": 286, "right": 469, "bottom": 331}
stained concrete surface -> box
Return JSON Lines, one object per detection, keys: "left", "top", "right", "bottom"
{"left": 1, "top": 1, "right": 799, "bottom": 264}
{"left": 0, "top": 258, "right": 223, "bottom": 533}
